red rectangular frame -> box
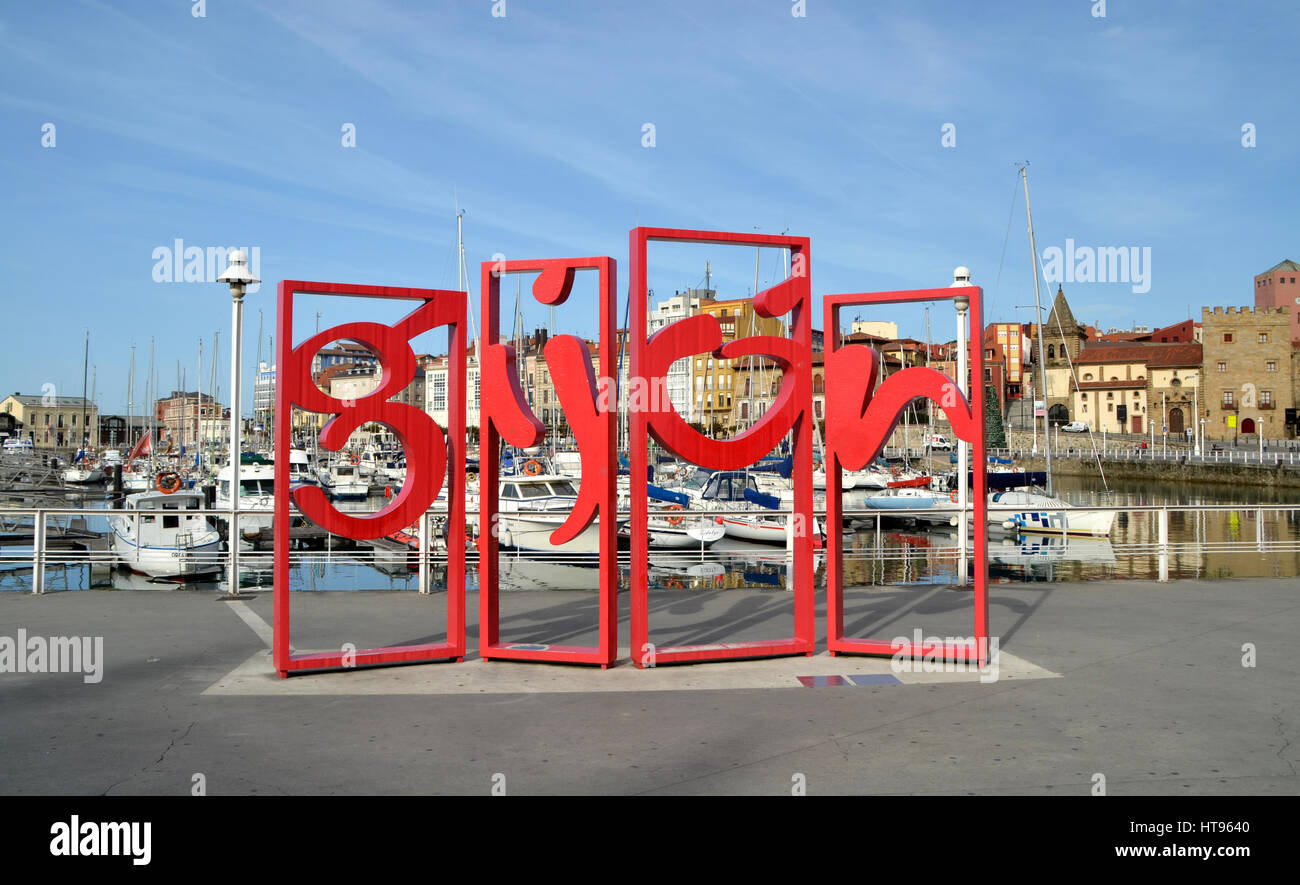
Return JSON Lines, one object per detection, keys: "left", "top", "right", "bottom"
{"left": 823, "top": 286, "right": 989, "bottom": 663}
{"left": 273, "top": 280, "right": 467, "bottom": 677}
{"left": 478, "top": 257, "right": 618, "bottom": 667}
{"left": 629, "top": 227, "right": 816, "bottom": 666}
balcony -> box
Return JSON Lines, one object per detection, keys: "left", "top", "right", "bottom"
{"left": 1259, "top": 402, "right": 1276, "bottom": 410}
{"left": 1221, "top": 402, "right": 1237, "bottom": 411}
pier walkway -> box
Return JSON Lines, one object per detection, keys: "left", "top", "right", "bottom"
{"left": 2, "top": 577, "right": 1297, "bottom": 795}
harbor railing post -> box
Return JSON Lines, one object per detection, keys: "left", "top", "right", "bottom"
{"left": 418, "top": 510, "right": 430, "bottom": 595}
{"left": 1158, "top": 507, "right": 1169, "bottom": 582}
{"left": 32, "top": 509, "right": 45, "bottom": 595}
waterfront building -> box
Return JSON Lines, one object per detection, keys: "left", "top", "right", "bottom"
{"left": 1028, "top": 286, "right": 1088, "bottom": 424}
{"left": 1252, "top": 259, "right": 1300, "bottom": 344}
{"left": 849, "top": 319, "right": 898, "bottom": 339}
{"left": 1069, "top": 342, "right": 1202, "bottom": 436}
{"left": 985, "top": 322, "right": 1027, "bottom": 401}
{"left": 424, "top": 344, "right": 481, "bottom": 435}
{"left": 689, "top": 298, "right": 785, "bottom": 431}
{"left": 311, "top": 341, "right": 379, "bottom": 375}
{"left": 153, "top": 391, "right": 224, "bottom": 446}
{"left": 650, "top": 287, "right": 716, "bottom": 422}
{"left": 0, "top": 394, "right": 99, "bottom": 449}
{"left": 1201, "top": 305, "right": 1298, "bottom": 440}
{"left": 254, "top": 361, "right": 276, "bottom": 435}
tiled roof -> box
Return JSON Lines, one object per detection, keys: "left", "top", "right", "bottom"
{"left": 4, "top": 394, "right": 95, "bottom": 407}
{"left": 1262, "top": 259, "right": 1300, "bottom": 274}
{"left": 1076, "top": 341, "right": 1201, "bottom": 368}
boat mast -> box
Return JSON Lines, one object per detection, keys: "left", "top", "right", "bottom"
{"left": 147, "top": 337, "right": 155, "bottom": 475}
{"left": 81, "top": 331, "right": 89, "bottom": 451}
{"left": 1020, "top": 164, "right": 1054, "bottom": 496}
{"left": 127, "top": 343, "right": 135, "bottom": 452}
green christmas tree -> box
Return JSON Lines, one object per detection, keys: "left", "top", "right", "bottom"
{"left": 984, "top": 385, "right": 1007, "bottom": 448}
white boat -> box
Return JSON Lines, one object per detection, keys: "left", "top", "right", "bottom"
{"left": 863, "top": 486, "right": 960, "bottom": 526}
{"left": 121, "top": 466, "right": 152, "bottom": 492}
{"left": 215, "top": 462, "right": 276, "bottom": 534}
{"left": 62, "top": 465, "right": 106, "bottom": 484}
{"left": 107, "top": 489, "right": 222, "bottom": 579}
{"left": 277, "top": 447, "right": 319, "bottom": 489}
{"left": 987, "top": 490, "right": 1116, "bottom": 538}
{"left": 317, "top": 460, "right": 369, "bottom": 499}
{"left": 497, "top": 474, "right": 618, "bottom": 554}
{"left": 684, "top": 470, "right": 824, "bottom": 546}
{"left": 62, "top": 451, "right": 106, "bottom": 484}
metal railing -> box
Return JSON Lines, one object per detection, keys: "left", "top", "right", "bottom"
{"left": 883, "top": 444, "right": 1300, "bottom": 468}
{"left": 4, "top": 502, "right": 1300, "bottom": 593}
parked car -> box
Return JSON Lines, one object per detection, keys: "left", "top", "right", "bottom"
{"left": 1061, "top": 421, "right": 1090, "bottom": 433}
{"left": 923, "top": 434, "right": 953, "bottom": 450}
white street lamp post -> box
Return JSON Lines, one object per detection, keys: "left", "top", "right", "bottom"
{"left": 951, "top": 267, "right": 972, "bottom": 587}
{"left": 217, "top": 250, "right": 259, "bottom": 598}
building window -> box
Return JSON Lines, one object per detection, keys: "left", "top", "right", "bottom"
{"left": 1083, "top": 373, "right": 1093, "bottom": 380}
{"left": 1267, "top": 360, "right": 1277, "bottom": 373}
{"left": 1223, "top": 333, "right": 1233, "bottom": 342}
{"left": 1216, "top": 361, "right": 1226, "bottom": 372}
{"left": 431, "top": 376, "right": 447, "bottom": 411}
{"left": 1047, "top": 344, "right": 1055, "bottom": 359}
{"left": 1259, "top": 332, "right": 1269, "bottom": 343}
{"left": 1222, "top": 391, "right": 1234, "bottom": 406}
{"left": 1107, "top": 403, "right": 1113, "bottom": 412}
{"left": 1262, "top": 390, "right": 1273, "bottom": 406}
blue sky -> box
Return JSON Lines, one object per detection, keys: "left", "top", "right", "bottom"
{"left": 1, "top": 0, "right": 1296, "bottom": 416}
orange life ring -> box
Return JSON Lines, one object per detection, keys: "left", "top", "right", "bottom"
{"left": 156, "top": 472, "right": 182, "bottom": 494}
{"left": 523, "top": 459, "right": 543, "bottom": 476}
{"left": 666, "top": 503, "right": 684, "bottom": 526}
{"left": 950, "top": 491, "right": 959, "bottom": 503}
{"left": 350, "top": 455, "right": 361, "bottom": 466}
{"left": 466, "top": 471, "right": 478, "bottom": 483}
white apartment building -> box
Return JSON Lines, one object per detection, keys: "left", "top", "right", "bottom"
{"left": 649, "top": 287, "right": 716, "bottom": 422}
{"left": 424, "top": 346, "right": 481, "bottom": 434}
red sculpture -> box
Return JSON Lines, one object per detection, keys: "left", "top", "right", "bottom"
{"left": 477, "top": 257, "right": 618, "bottom": 667}
{"left": 822, "top": 287, "right": 990, "bottom": 663}
{"left": 270, "top": 234, "right": 989, "bottom": 677}
{"left": 629, "top": 227, "right": 817, "bottom": 666}
{"left": 273, "top": 281, "right": 467, "bottom": 677}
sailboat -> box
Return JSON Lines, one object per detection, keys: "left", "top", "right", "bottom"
{"left": 986, "top": 166, "right": 1115, "bottom": 539}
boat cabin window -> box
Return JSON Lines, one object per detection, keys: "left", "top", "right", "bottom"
{"left": 517, "top": 483, "right": 548, "bottom": 498}
{"left": 500, "top": 484, "right": 519, "bottom": 499}
{"left": 141, "top": 514, "right": 156, "bottom": 524}
{"left": 683, "top": 471, "right": 709, "bottom": 491}
{"left": 547, "top": 480, "right": 577, "bottom": 497}
{"left": 163, "top": 514, "right": 179, "bottom": 529}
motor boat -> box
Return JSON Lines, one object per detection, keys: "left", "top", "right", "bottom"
{"left": 497, "top": 474, "right": 622, "bottom": 554}
{"left": 107, "top": 489, "right": 222, "bottom": 579}
{"left": 215, "top": 462, "right": 276, "bottom": 535}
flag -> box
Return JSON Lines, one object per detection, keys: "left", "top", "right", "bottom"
{"left": 126, "top": 431, "right": 152, "bottom": 461}
{"left": 73, "top": 447, "right": 85, "bottom": 464}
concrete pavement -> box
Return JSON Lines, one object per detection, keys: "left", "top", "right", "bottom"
{"left": 1, "top": 577, "right": 1297, "bottom": 795}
